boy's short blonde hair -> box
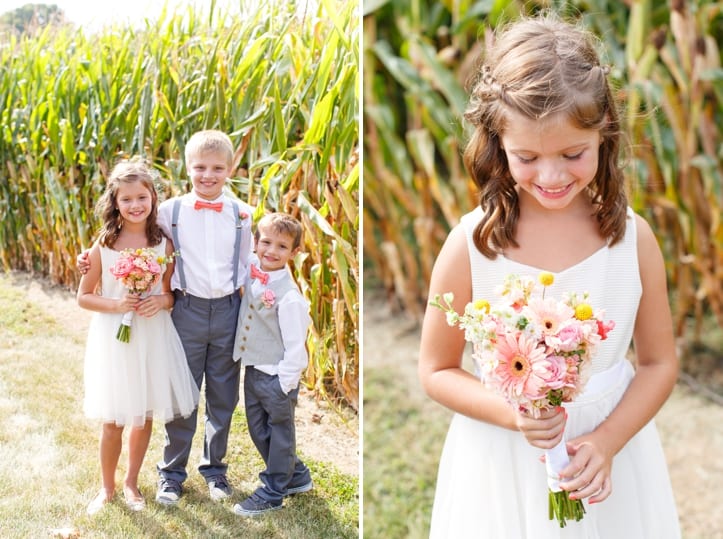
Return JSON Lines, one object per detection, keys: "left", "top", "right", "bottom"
{"left": 255, "top": 213, "right": 304, "bottom": 250}
{"left": 185, "top": 129, "right": 234, "bottom": 166}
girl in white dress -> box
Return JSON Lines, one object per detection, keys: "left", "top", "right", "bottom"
{"left": 77, "top": 160, "right": 198, "bottom": 515}
{"left": 419, "top": 15, "right": 680, "bottom": 538}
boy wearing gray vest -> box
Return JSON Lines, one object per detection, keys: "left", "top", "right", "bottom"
{"left": 155, "top": 130, "right": 254, "bottom": 505}
{"left": 232, "top": 213, "right": 313, "bottom": 517}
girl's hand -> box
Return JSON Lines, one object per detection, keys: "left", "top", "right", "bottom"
{"left": 117, "top": 293, "right": 140, "bottom": 313}
{"left": 516, "top": 407, "right": 566, "bottom": 449}
{"left": 559, "top": 434, "right": 613, "bottom": 504}
{"left": 135, "top": 293, "right": 172, "bottom": 317}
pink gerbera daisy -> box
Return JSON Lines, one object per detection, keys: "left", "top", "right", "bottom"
{"left": 525, "top": 297, "right": 574, "bottom": 336}
{"left": 492, "top": 332, "right": 549, "bottom": 401}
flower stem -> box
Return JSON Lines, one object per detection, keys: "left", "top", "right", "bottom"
{"left": 548, "top": 489, "right": 585, "bottom": 528}
{"left": 116, "top": 324, "right": 131, "bottom": 343}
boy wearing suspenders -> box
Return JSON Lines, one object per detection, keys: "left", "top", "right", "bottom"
{"left": 155, "top": 130, "right": 253, "bottom": 505}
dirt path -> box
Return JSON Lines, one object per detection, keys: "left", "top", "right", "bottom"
{"left": 364, "top": 295, "right": 723, "bottom": 538}
{"left": 6, "top": 271, "right": 358, "bottom": 477}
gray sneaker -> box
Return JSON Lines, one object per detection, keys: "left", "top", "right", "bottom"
{"left": 233, "top": 493, "right": 282, "bottom": 517}
{"left": 156, "top": 478, "right": 182, "bottom": 506}
{"left": 207, "top": 474, "right": 233, "bottom": 501}
{"left": 286, "top": 479, "right": 313, "bottom": 496}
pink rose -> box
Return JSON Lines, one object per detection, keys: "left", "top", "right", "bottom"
{"left": 261, "top": 288, "right": 276, "bottom": 308}
{"left": 550, "top": 322, "right": 583, "bottom": 352}
{"left": 109, "top": 257, "right": 134, "bottom": 278}
{"left": 540, "top": 354, "right": 567, "bottom": 389}
{"left": 147, "top": 259, "right": 162, "bottom": 274}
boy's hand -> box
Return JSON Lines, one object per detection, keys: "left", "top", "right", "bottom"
{"left": 77, "top": 250, "right": 91, "bottom": 274}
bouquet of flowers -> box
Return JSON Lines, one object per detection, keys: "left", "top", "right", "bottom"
{"left": 430, "top": 272, "right": 615, "bottom": 527}
{"left": 109, "top": 247, "right": 173, "bottom": 343}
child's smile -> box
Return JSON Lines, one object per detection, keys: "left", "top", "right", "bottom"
{"left": 116, "top": 182, "right": 153, "bottom": 224}
{"left": 255, "top": 230, "right": 299, "bottom": 272}
{"left": 188, "top": 150, "right": 231, "bottom": 201}
{"left": 500, "top": 110, "right": 600, "bottom": 211}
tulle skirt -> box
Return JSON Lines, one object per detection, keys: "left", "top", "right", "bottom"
{"left": 430, "top": 360, "right": 680, "bottom": 538}
{"left": 83, "top": 309, "right": 199, "bottom": 428}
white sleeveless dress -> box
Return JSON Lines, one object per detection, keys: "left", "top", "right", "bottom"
{"left": 83, "top": 239, "right": 199, "bottom": 428}
{"left": 429, "top": 207, "right": 680, "bottom": 538}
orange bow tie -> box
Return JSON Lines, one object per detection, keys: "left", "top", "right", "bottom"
{"left": 250, "top": 264, "right": 269, "bottom": 285}
{"left": 194, "top": 200, "right": 223, "bottom": 212}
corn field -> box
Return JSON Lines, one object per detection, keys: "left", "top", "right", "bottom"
{"left": 363, "top": 0, "right": 722, "bottom": 357}
{"left": 0, "top": 0, "right": 359, "bottom": 410}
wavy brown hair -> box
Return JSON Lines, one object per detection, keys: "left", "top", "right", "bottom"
{"left": 463, "top": 14, "right": 628, "bottom": 258}
{"left": 95, "top": 160, "right": 164, "bottom": 249}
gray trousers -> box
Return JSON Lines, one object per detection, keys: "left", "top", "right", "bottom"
{"left": 157, "top": 290, "right": 241, "bottom": 483}
{"left": 244, "top": 366, "right": 311, "bottom": 503}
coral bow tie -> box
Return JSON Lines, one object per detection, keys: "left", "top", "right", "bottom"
{"left": 194, "top": 200, "right": 223, "bottom": 212}
{"left": 250, "top": 264, "right": 269, "bottom": 285}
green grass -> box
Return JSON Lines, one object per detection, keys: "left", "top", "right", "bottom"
{"left": 0, "top": 275, "right": 358, "bottom": 538}
{"left": 362, "top": 367, "right": 450, "bottom": 539}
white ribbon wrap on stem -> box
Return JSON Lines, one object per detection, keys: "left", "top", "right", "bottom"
{"left": 120, "top": 311, "right": 133, "bottom": 328}
{"left": 545, "top": 436, "right": 569, "bottom": 492}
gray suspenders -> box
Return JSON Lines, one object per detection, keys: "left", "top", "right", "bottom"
{"left": 171, "top": 198, "right": 244, "bottom": 295}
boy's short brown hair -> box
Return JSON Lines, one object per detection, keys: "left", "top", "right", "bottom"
{"left": 255, "top": 213, "right": 303, "bottom": 250}
{"left": 185, "top": 129, "right": 234, "bottom": 166}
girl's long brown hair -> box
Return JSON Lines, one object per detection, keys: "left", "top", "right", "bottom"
{"left": 463, "top": 14, "right": 628, "bottom": 258}
{"left": 94, "top": 160, "right": 164, "bottom": 248}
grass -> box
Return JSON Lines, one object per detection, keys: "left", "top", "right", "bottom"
{"left": 362, "top": 367, "right": 450, "bottom": 539}
{"left": 0, "top": 274, "right": 358, "bottom": 538}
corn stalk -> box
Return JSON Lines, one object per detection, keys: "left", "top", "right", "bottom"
{"left": 363, "top": 0, "right": 722, "bottom": 346}
{"left": 0, "top": 0, "right": 358, "bottom": 409}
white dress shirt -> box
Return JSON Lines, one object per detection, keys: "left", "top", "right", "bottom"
{"left": 250, "top": 265, "right": 311, "bottom": 394}
{"left": 158, "top": 191, "right": 253, "bottom": 298}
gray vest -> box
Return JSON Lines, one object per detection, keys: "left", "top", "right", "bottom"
{"left": 234, "top": 273, "right": 299, "bottom": 365}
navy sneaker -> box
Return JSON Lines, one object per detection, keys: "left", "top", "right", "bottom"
{"left": 207, "top": 474, "right": 233, "bottom": 501}
{"left": 233, "top": 493, "right": 283, "bottom": 517}
{"left": 155, "top": 478, "right": 182, "bottom": 506}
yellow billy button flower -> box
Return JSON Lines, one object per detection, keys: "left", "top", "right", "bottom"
{"left": 575, "top": 303, "right": 594, "bottom": 321}
{"left": 473, "top": 299, "right": 490, "bottom": 313}
{"left": 538, "top": 272, "right": 554, "bottom": 287}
